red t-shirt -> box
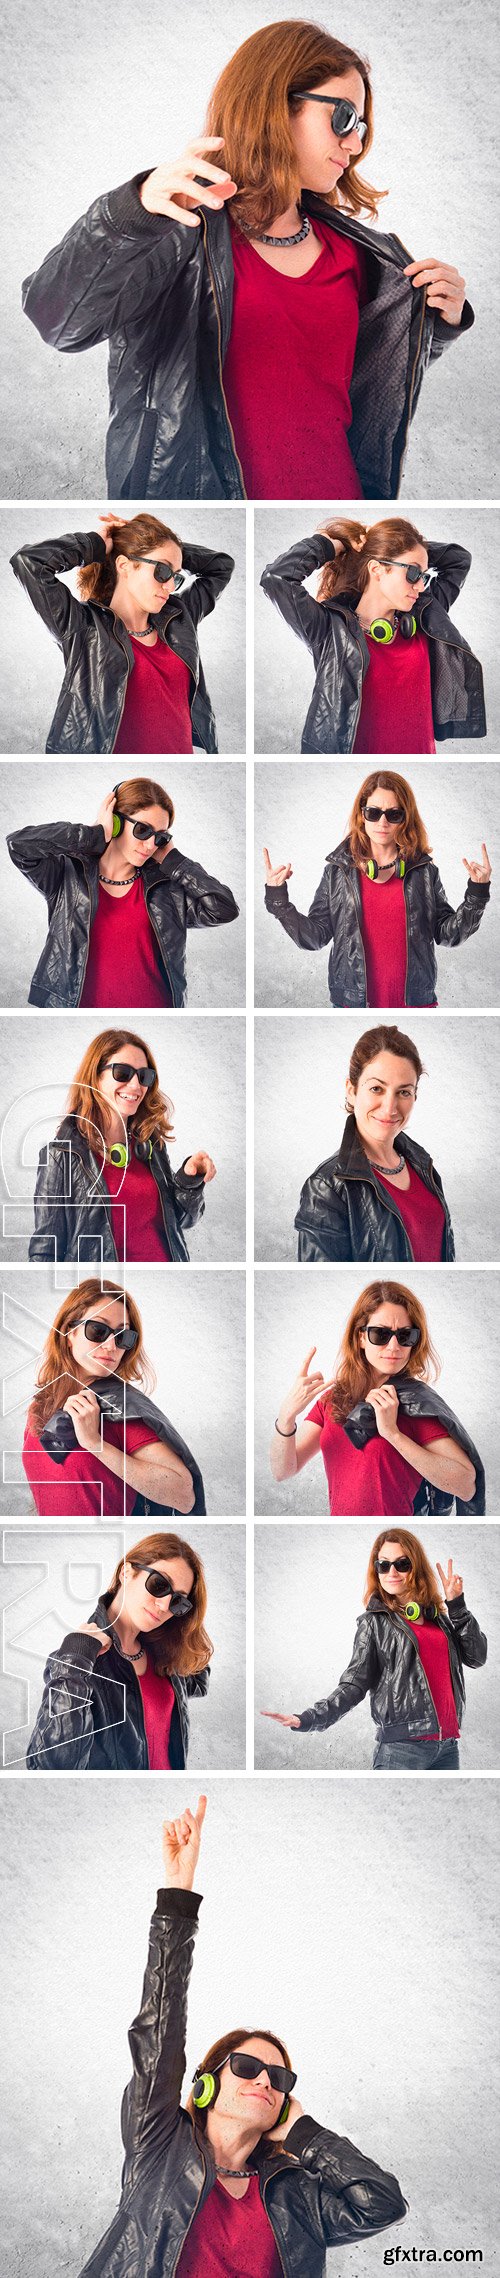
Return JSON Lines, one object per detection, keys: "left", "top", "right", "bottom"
{"left": 22, "top": 1416, "right": 158, "bottom": 1518}
{"left": 137, "top": 1664, "right": 176, "bottom": 1768}
{"left": 353, "top": 630, "right": 435, "bottom": 755}
{"left": 101, "top": 1153, "right": 171, "bottom": 1263}
{"left": 399, "top": 1614, "right": 460, "bottom": 1738}
{"left": 223, "top": 219, "right": 366, "bottom": 499}
{"left": 306, "top": 1398, "right": 448, "bottom": 1517}
{"left": 114, "top": 635, "right": 193, "bottom": 757}
{"left": 80, "top": 877, "right": 172, "bottom": 1009}
{"left": 373, "top": 1163, "right": 446, "bottom": 1261}
{"left": 358, "top": 870, "right": 408, "bottom": 1008}
{"left": 177, "top": 2175, "right": 282, "bottom": 2276}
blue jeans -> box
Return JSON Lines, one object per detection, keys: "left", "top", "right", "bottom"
{"left": 373, "top": 1737, "right": 460, "bottom": 1770}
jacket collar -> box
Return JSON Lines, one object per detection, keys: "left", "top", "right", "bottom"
{"left": 337, "top": 1114, "right": 434, "bottom": 1184}
{"left": 327, "top": 835, "right": 427, "bottom": 876}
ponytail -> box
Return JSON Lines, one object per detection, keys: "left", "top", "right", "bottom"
{"left": 78, "top": 514, "right": 181, "bottom": 607}
{"left": 317, "top": 516, "right": 426, "bottom": 606}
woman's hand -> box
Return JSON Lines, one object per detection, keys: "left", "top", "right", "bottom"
{"left": 265, "top": 2094, "right": 304, "bottom": 2143}
{"left": 263, "top": 846, "right": 293, "bottom": 890}
{"left": 184, "top": 1151, "right": 217, "bottom": 1183}
{"left": 277, "top": 1347, "right": 337, "bottom": 1430}
{"left": 140, "top": 139, "right": 238, "bottom": 230}
{"left": 162, "top": 1795, "right": 207, "bottom": 1889}
{"left": 403, "top": 257, "right": 466, "bottom": 325}
{"left": 260, "top": 1711, "right": 301, "bottom": 1728}
{"left": 365, "top": 1384, "right": 400, "bottom": 1441}
{"left": 63, "top": 1389, "right": 102, "bottom": 1451}
{"left": 97, "top": 513, "right": 128, "bottom": 556}
{"left": 315, "top": 522, "right": 366, "bottom": 552}
{"left": 72, "top": 1622, "right": 112, "bottom": 1655}
{"left": 463, "top": 842, "right": 491, "bottom": 884}
{"left": 437, "top": 1558, "right": 464, "bottom": 1601}
{"left": 96, "top": 789, "right": 118, "bottom": 842}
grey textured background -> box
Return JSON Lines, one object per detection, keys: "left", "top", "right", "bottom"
{"left": 0, "top": 760, "right": 246, "bottom": 1010}
{"left": 0, "top": 1520, "right": 246, "bottom": 1771}
{"left": 255, "top": 761, "right": 500, "bottom": 1007}
{"left": 255, "top": 1521, "right": 497, "bottom": 1770}
{"left": 1, "top": 0, "right": 498, "bottom": 497}
{"left": 0, "top": 1011, "right": 245, "bottom": 1263}
{"left": 254, "top": 1268, "right": 499, "bottom": 1516}
{"left": 254, "top": 1013, "right": 500, "bottom": 1262}
{"left": 0, "top": 1263, "right": 245, "bottom": 1519}
{"left": 0, "top": 1779, "right": 498, "bottom": 2275}
{"left": 2, "top": 506, "right": 246, "bottom": 756}
{"left": 255, "top": 507, "right": 500, "bottom": 756}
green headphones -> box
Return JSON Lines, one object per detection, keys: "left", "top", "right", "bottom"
{"left": 404, "top": 1601, "right": 438, "bottom": 1622}
{"left": 192, "top": 2069, "right": 291, "bottom": 2127}
{"left": 365, "top": 856, "right": 406, "bottom": 881}
{"left": 107, "top": 1138, "right": 154, "bottom": 1169}
{"left": 369, "top": 614, "right": 417, "bottom": 643}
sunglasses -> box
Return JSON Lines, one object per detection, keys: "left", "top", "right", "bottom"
{"left": 102, "top": 1061, "right": 156, "bottom": 1089}
{"left": 75, "top": 1317, "right": 138, "bottom": 1351}
{"left": 224, "top": 2052, "right": 297, "bottom": 2097}
{"left": 292, "top": 89, "right": 367, "bottom": 145}
{"left": 375, "top": 1556, "right": 412, "bottom": 1574}
{"left": 130, "top": 821, "right": 172, "bottom": 847}
{"left": 130, "top": 556, "right": 184, "bottom": 590}
{"left": 130, "top": 1563, "right": 193, "bottom": 1615}
{"left": 362, "top": 805, "right": 405, "bottom": 824}
{"left": 365, "top": 1325, "right": 420, "bottom": 1349}
{"left": 377, "top": 559, "right": 437, "bottom": 591}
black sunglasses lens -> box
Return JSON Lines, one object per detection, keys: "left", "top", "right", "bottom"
{"left": 332, "top": 98, "right": 366, "bottom": 142}
{"left": 230, "top": 2053, "right": 293, "bottom": 2093}
{"left": 376, "top": 1557, "right": 412, "bottom": 1574}
{"left": 367, "top": 1326, "right": 417, "bottom": 1348}
{"left": 110, "top": 1062, "right": 155, "bottom": 1088}
{"left": 364, "top": 807, "right": 404, "bottom": 823}
{"left": 153, "top": 563, "right": 173, "bottom": 583}
{"left": 117, "top": 1327, "right": 138, "bottom": 1351}
{"left": 132, "top": 823, "right": 153, "bottom": 841}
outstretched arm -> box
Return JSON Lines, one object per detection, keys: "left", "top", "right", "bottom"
{"left": 121, "top": 1798, "right": 207, "bottom": 2174}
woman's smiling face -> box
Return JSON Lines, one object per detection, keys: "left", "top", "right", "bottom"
{"left": 346, "top": 1051, "right": 418, "bottom": 1149}
{"left": 96, "top": 1043, "right": 154, "bottom": 1124}
{"left": 289, "top": 70, "right": 366, "bottom": 191}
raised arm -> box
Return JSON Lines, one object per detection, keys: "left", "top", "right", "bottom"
{"left": 7, "top": 816, "right": 105, "bottom": 901}
{"left": 179, "top": 542, "right": 235, "bottom": 627}
{"left": 270, "top": 1350, "right": 335, "bottom": 1484}
{"left": 423, "top": 539, "right": 472, "bottom": 612}
{"left": 431, "top": 851, "right": 491, "bottom": 947}
{"left": 121, "top": 1798, "right": 206, "bottom": 2174}
{"left": 10, "top": 529, "right": 106, "bottom": 647}
{"left": 155, "top": 846, "right": 239, "bottom": 930}
{"left": 260, "top": 532, "right": 337, "bottom": 657}
{"left": 26, "top": 1624, "right": 116, "bottom": 1770}
{"left": 436, "top": 1562, "right": 487, "bottom": 1667}
{"left": 264, "top": 848, "right": 334, "bottom": 954}
{"left": 267, "top": 2110, "right": 407, "bottom": 2245}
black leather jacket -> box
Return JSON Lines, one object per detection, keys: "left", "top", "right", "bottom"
{"left": 265, "top": 837, "right": 490, "bottom": 1007}
{"left": 33, "top": 1376, "right": 207, "bottom": 1517}
{"left": 296, "top": 1117, "right": 455, "bottom": 1263}
{"left": 26, "top": 1594, "right": 210, "bottom": 1770}
{"left": 7, "top": 819, "right": 239, "bottom": 1007}
{"left": 261, "top": 533, "right": 486, "bottom": 752}
{"left": 28, "top": 1118, "right": 206, "bottom": 1263}
{"left": 73, "top": 1888, "right": 406, "bottom": 2278}
{"left": 296, "top": 1590, "right": 487, "bottom": 1745}
{"left": 10, "top": 530, "right": 234, "bottom": 754}
{"left": 23, "top": 178, "right": 473, "bottom": 501}
{"left": 343, "top": 1377, "right": 484, "bottom": 1517}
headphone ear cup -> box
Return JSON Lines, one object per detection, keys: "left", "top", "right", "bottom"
{"left": 404, "top": 1601, "right": 421, "bottom": 1621}
{"left": 369, "top": 617, "right": 395, "bottom": 644}
{"left": 277, "top": 2096, "right": 290, "bottom": 2126}
{"left": 112, "top": 784, "right": 124, "bottom": 835}
{"left": 365, "top": 858, "right": 377, "bottom": 880}
{"left": 134, "top": 1137, "right": 153, "bottom": 1163}
{"left": 192, "top": 2070, "right": 218, "bottom": 2111}
{"left": 397, "top": 612, "right": 417, "bottom": 641}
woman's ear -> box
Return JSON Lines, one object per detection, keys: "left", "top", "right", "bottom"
{"left": 345, "top": 1080, "right": 356, "bottom": 1114}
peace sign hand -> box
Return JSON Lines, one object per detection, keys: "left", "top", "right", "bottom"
{"left": 277, "top": 1346, "right": 337, "bottom": 1430}
{"left": 263, "top": 846, "right": 293, "bottom": 890}
{"left": 437, "top": 1559, "right": 463, "bottom": 1601}
{"left": 463, "top": 843, "right": 491, "bottom": 884}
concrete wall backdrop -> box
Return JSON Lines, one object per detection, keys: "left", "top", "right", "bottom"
{"left": 1, "top": 0, "right": 498, "bottom": 498}
{"left": 0, "top": 760, "right": 246, "bottom": 1010}
{"left": 254, "top": 1522, "right": 498, "bottom": 1772}
{"left": 1, "top": 506, "right": 246, "bottom": 756}
{"left": 0, "top": 1264, "right": 245, "bottom": 1520}
{"left": 0, "top": 1778, "right": 498, "bottom": 2274}
{"left": 255, "top": 507, "right": 500, "bottom": 757}
{"left": 0, "top": 1011, "right": 246, "bottom": 1264}
{"left": 0, "top": 1520, "right": 246, "bottom": 1771}
{"left": 255, "top": 761, "right": 500, "bottom": 1008}
{"left": 254, "top": 1013, "right": 500, "bottom": 1263}
{"left": 254, "top": 1268, "right": 499, "bottom": 1516}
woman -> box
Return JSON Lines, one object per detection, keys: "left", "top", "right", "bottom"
{"left": 29, "top": 1027, "right": 216, "bottom": 1263}
{"left": 73, "top": 1796, "right": 406, "bottom": 2277}
{"left": 10, "top": 512, "right": 234, "bottom": 755}
{"left": 262, "top": 1531, "right": 487, "bottom": 1772}
{"left": 295, "top": 1023, "right": 455, "bottom": 1263}
{"left": 271, "top": 1281, "right": 483, "bottom": 1518}
{"left": 7, "top": 775, "right": 239, "bottom": 1009}
{"left": 26, "top": 1531, "right": 213, "bottom": 1771}
{"left": 22, "top": 1278, "right": 206, "bottom": 1520}
{"left": 260, "top": 521, "right": 485, "bottom": 753}
{"left": 23, "top": 22, "right": 471, "bottom": 501}
{"left": 264, "top": 769, "right": 491, "bottom": 1008}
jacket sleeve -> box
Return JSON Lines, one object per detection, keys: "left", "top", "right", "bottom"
{"left": 168, "top": 1156, "right": 206, "bottom": 1232}
{"left": 424, "top": 540, "right": 472, "bottom": 611}
{"left": 430, "top": 866, "right": 490, "bottom": 948}
{"left": 295, "top": 1169, "right": 352, "bottom": 1262}
{"left": 296, "top": 1617, "right": 379, "bottom": 1730}
{"left": 184, "top": 1665, "right": 211, "bottom": 1698}
{"left": 28, "top": 1143, "right": 70, "bottom": 1261}
{"left": 446, "top": 1593, "right": 487, "bottom": 1668}
{"left": 260, "top": 533, "right": 335, "bottom": 660}
{"left": 10, "top": 529, "right": 106, "bottom": 648}
{"left": 120, "top": 1887, "right": 201, "bottom": 2176}
{"left": 156, "top": 847, "right": 239, "bottom": 931}
{"left": 283, "top": 2114, "right": 407, "bottom": 2245}
{"left": 7, "top": 818, "right": 105, "bottom": 904}
{"left": 22, "top": 175, "right": 200, "bottom": 351}
{"left": 428, "top": 301, "right": 475, "bottom": 364}
{"left": 26, "top": 1629, "right": 121, "bottom": 1770}
{"left": 179, "top": 543, "right": 235, "bottom": 628}
{"left": 265, "top": 868, "right": 334, "bottom": 953}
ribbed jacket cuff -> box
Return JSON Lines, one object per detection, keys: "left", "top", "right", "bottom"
{"left": 55, "top": 1630, "right": 107, "bottom": 1667}
{"left": 265, "top": 884, "right": 289, "bottom": 906}
{"left": 109, "top": 173, "right": 201, "bottom": 242}
{"left": 155, "top": 1887, "right": 202, "bottom": 1918}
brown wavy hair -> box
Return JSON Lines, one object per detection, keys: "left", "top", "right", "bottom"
{"left": 326, "top": 1279, "right": 440, "bottom": 1425}
{"left": 205, "top": 20, "right": 383, "bottom": 233}
{"left": 185, "top": 2026, "right": 294, "bottom": 2134}
{"left": 364, "top": 1527, "right": 444, "bottom": 1616}
{"left": 104, "top": 1530, "right": 213, "bottom": 1676}
{"left": 61, "top": 1028, "right": 175, "bottom": 1154}
{"left": 317, "top": 517, "right": 427, "bottom": 604}
{"left": 348, "top": 771, "right": 432, "bottom": 868}
{"left": 109, "top": 775, "right": 175, "bottom": 831}
{"left": 78, "top": 515, "right": 182, "bottom": 607}
{"left": 347, "top": 1024, "right": 425, "bottom": 1105}
{"left": 28, "top": 1278, "right": 155, "bottom": 1435}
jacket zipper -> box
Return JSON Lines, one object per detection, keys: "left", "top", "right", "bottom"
{"left": 171, "top": 2155, "right": 207, "bottom": 2275}
{"left": 144, "top": 886, "right": 175, "bottom": 1002}
{"left": 77, "top": 862, "right": 96, "bottom": 1004}
{"left": 395, "top": 286, "right": 428, "bottom": 495}
{"left": 199, "top": 214, "right": 248, "bottom": 498}
{"left": 347, "top": 868, "right": 368, "bottom": 1002}
{"left": 109, "top": 626, "right": 133, "bottom": 752}
{"left": 394, "top": 1611, "right": 442, "bottom": 1738}
{"left": 261, "top": 2173, "right": 290, "bottom": 2276}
